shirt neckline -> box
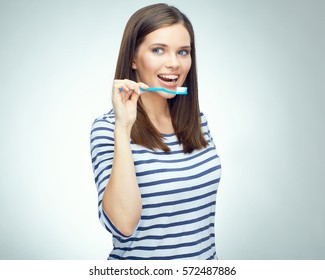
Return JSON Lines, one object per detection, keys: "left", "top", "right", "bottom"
{"left": 161, "top": 132, "right": 176, "bottom": 137}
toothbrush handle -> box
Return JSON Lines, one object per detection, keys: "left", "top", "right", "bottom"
{"left": 139, "top": 87, "right": 187, "bottom": 95}
{"left": 140, "top": 87, "right": 160, "bottom": 92}
{"left": 140, "top": 87, "right": 175, "bottom": 94}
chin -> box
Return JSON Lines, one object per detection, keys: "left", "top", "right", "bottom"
{"left": 158, "top": 92, "right": 177, "bottom": 99}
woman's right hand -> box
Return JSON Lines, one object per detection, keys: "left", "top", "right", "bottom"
{"left": 112, "top": 79, "right": 149, "bottom": 130}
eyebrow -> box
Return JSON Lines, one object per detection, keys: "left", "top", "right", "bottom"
{"left": 150, "top": 43, "right": 191, "bottom": 49}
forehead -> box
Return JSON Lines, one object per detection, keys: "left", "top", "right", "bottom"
{"left": 142, "top": 23, "right": 191, "bottom": 46}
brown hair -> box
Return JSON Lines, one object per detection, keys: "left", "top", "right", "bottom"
{"left": 114, "top": 3, "right": 208, "bottom": 153}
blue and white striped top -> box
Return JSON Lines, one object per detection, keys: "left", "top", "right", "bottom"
{"left": 90, "top": 110, "right": 221, "bottom": 260}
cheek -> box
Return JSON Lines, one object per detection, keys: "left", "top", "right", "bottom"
{"left": 181, "top": 59, "right": 192, "bottom": 83}
{"left": 184, "top": 58, "right": 192, "bottom": 74}
{"left": 138, "top": 53, "right": 161, "bottom": 73}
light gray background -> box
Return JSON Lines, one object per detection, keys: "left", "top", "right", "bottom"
{"left": 0, "top": 0, "right": 324, "bottom": 259}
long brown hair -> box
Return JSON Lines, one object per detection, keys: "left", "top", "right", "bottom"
{"left": 114, "top": 3, "right": 207, "bottom": 153}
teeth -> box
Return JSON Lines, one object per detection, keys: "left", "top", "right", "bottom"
{"left": 158, "top": 74, "right": 179, "bottom": 83}
{"left": 159, "top": 74, "right": 179, "bottom": 79}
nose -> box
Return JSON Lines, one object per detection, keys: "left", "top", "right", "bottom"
{"left": 165, "top": 53, "right": 180, "bottom": 69}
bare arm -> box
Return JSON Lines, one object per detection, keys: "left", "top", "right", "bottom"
{"left": 102, "top": 79, "right": 148, "bottom": 236}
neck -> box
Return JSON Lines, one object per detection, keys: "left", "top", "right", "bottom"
{"left": 141, "top": 93, "right": 170, "bottom": 118}
{"left": 140, "top": 93, "right": 174, "bottom": 134}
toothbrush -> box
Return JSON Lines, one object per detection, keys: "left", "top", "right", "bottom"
{"left": 140, "top": 87, "right": 188, "bottom": 95}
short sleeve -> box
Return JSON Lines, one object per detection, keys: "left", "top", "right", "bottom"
{"left": 90, "top": 112, "right": 130, "bottom": 237}
{"left": 200, "top": 112, "right": 216, "bottom": 147}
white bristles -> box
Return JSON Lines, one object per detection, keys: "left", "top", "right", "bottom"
{"left": 176, "top": 87, "right": 187, "bottom": 93}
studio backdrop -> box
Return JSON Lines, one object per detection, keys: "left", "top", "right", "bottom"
{"left": 0, "top": 0, "right": 324, "bottom": 259}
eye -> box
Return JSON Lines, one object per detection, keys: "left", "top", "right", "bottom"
{"left": 152, "top": 48, "right": 164, "bottom": 54}
{"left": 178, "top": 49, "right": 190, "bottom": 56}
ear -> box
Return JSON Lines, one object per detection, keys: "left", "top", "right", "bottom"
{"left": 132, "top": 61, "right": 137, "bottom": 69}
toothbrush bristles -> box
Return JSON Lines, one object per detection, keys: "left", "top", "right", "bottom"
{"left": 176, "top": 87, "right": 187, "bottom": 93}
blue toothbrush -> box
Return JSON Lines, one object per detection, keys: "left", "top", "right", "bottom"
{"left": 140, "top": 87, "right": 188, "bottom": 95}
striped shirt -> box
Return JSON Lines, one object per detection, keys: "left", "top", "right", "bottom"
{"left": 90, "top": 110, "right": 221, "bottom": 260}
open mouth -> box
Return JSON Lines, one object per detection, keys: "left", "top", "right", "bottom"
{"left": 157, "top": 74, "right": 179, "bottom": 84}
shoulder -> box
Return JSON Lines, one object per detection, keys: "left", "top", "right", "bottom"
{"left": 90, "top": 109, "right": 115, "bottom": 138}
{"left": 200, "top": 111, "right": 209, "bottom": 130}
{"left": 200, "top": 112, "right": 215, "bottom": 144}
{"left": 92, "top": 109, "right": 115, "bottom": 126}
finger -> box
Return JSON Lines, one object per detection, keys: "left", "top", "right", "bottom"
{"left": 119, "top": 84, "right": 133, "bottom": 93}
{"left": 138, "top": 82, "right": 149, "bottom": 90}
{"left": 132, "top": 82, "right": 149, "bottom": 95}
{"left": 132, "top": 83, "right": 141, "bottom": 95}
{"left": 114, "top": 79, "right": 133, "bottom": 93}
{"left": 130, "top": 90, "right": 141, "bottom": 103}
{"left": 112, "top": 83, "right": 131, "bottom": 104}
{"left": 123, "top": 79, "right": 135, "bottom": 92}
{"left": 113, "top": 80, "right": 125, "bottom": 93}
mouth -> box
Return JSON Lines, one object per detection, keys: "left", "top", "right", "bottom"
{"left": 157, "top": 74, "right": 179, "bottom": 87}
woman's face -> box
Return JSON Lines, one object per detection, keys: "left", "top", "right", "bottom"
{"left": 132, "top": 23, "right": 192, "bottom": 98}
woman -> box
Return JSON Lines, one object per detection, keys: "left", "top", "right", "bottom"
{"left": 90, "top": 3, "right": 221, "bottom": 260}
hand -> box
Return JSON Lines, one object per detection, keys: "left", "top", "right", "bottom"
{"left": 112, "top": 79, "right": 149, "bottom": 130}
